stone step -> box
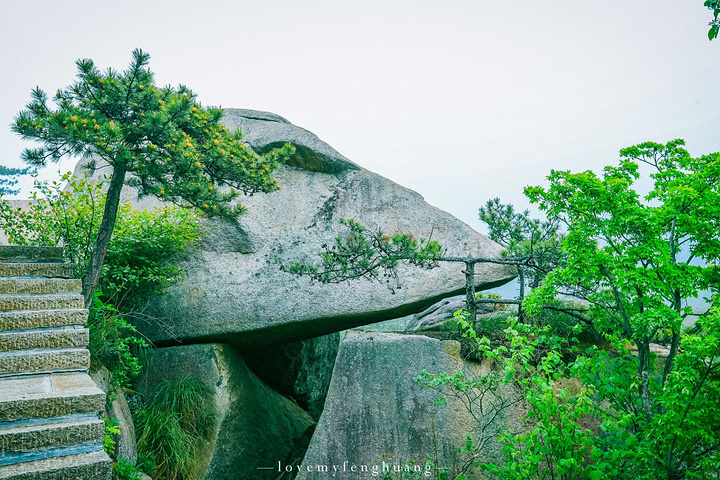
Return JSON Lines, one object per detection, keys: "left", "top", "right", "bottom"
{"left": 0, "top": 280, "right": 82, "bottom": 296}
{"left": 0, "top": 329, "right": 89, "bottom": 353}
{"left": 0, "top": 349, "right": 90, "bottom": 378}
{"left": 0, "top": 247, "right": 63, "bottom": 265}
{"left": 0, "top": 310, "right": 88, "bottom": 332}
{"left": 0, "top": 448, "right": 111, "bottom": 480}
{"left": 0, "top": 419, "right": 104, "bottom": 458}
{"left": 0, "top": 296, "right": 84, "bottom": 313}
{"left": 0, "top": 373, "right": 105, "bottom": 423}
{"left": 0, "top": 264, "right": 75, "bottom": 280}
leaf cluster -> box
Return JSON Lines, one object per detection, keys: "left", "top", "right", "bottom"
{"left": 524, "top": 139, "right": 719, "bottom": 342}
{"left": 706, "top": 0, "right": 720, "bottom": 39}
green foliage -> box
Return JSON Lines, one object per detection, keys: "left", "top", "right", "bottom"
{"left": 524, "top": 139, "right": 719, "bottom": 353}
{"left": 0, "top": 172, "right": 104, "bottom": 265}
{"left": 12, "top": 48, "right": 292, "bottom": 218}
{"left": 423, "top": 310, "right": 720, "bottom": 479}
{"left": 89, "top": 294, "right": 148, "bottom": 388}
{"left": 0, "top": 172, "right": 203, "bottom": 310}
{"left": 113, "top": 459, "right": 145, "bottom": 480}
{"left": 102, "top": 205, "right": 203, "bottom": 309}
{"left": 135, "top": 377, "right": 216, "bottom": 480}
{"left": 0, "top": 164, "right": 34, "bottom": 195}
{"left": 479, "top": 198, "right": 563, "bottom": 292}
{"left": 103, "top": 417, "right": 121, "bottom": 457}
{"left": 707, "top": 0, "right": 720, "bottom": 39}
{"left": 416, "top": 139, "right": 720, "bottom": 479}
{"left": 282, "top": 217, "right": 444, "bottom": 291}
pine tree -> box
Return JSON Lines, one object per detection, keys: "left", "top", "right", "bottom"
{"left": 13, "top": 49, "right": 294, "bottom": 304}
{"left": 0, "top": 164, "right": 34, "bottom": 195}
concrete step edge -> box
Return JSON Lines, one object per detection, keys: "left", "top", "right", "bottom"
{"left": 0, "top": 296, "right": 84, "bottom": 313}
{"left": 0, "top": 280, "right": 82, "bottom": 296}
{"left": 0, "top": 330, "right": 90, "bottom": 353}
{"left": 0, "top": 446, "right": 110, "bottom": 477}
{"left": 0, "top": 419, "right": 104, "bottom": 460}
{"left": 0, "top": 247, "right": 64, "bottom": 264}
{"left": 0, "top": 374, "right": 105, "bottom": 423}
{"left": 0, "top": 349, "right": 90, "bottom": 378}
{"left": 0, "top": 263, "right": 76, "bottom": 279}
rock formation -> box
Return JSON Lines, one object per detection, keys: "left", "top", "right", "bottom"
{"left": 71, "top": 109, "right": 516, "bottom": 349}
{"left": 136, "top": 343, "right": 315, "bottom": 480}
{"left": 296, "top": 331, "right": 525, "bottom": 480}
{"left": 243, "top": 333, "right": 340, "bottom": 421}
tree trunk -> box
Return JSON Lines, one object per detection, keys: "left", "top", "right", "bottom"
{"left": 465, "top": 261, "right": 477, "bottom": 327}
{"left": 518, "top": 270, "right": 525, "bottom": 322}
{"left": 637, "top": 339, "right": 654, "bottom": 420}
{"left": 82, "top": 165, "right": 127, "bottom": 307}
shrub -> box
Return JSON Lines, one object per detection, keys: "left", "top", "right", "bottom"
{"left": 88, "top": 294, "right": 148, "bottom": 388}
{"left": 113, "top": 459, "right": 145, "bottom": 480}
{"left": 135, "top": 377, "right": 216, "bottom": 480}
{"left": 0, "top": 172, "right": 204, "bottom": 311}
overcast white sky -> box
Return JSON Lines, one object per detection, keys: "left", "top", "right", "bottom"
{"left": 1, "top": 1, "right": 718, "bottom": 231}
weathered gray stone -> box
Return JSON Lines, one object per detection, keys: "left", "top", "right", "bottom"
{"left": 0, "top": 247, "right": 63, "bottom": 264}
{"left": 0, "top": 349, "right": 90, "bottom": 377}
{"left": 0, "top": 419, "right": 104, "bottom": 454}
{"left": 296, "top": 331, "right": 524, "bottom": 480}
{"left": 0, "top": 373, "right": 105, "bottom": 422}
{"left": 0, "top": 264, "right": 75, "bottom": 279}
{"left": 0, "top": 309, "right": 87, "bottom": 331}
{"left": 405, "top": 295, "right": 470, "bottom": 331}
{"left": 136, "top": 344, "right": 315, "bottom": 480}
{"left": 89, "top": 366, "right": 138, "bottom": 465}
{"left": 0, "top": 295, "right": 84, "bottom": 313}
{"left": 73, "top": 109, "right": 515, "bottom": 348}
{"left": 244, "top": 333, "right": 340, "bottom": 420}
{"left": 403, "top": 295, "right": 500, "bottom": 332}
{"left": 222, "top": 109, "right": 360, "bottom": 174}
{"left": 0, "top": 449, "right": 111, "bottom": 480}
{"left": 0, "top": 279, "right": 82, "bottom": 295}
{"left": 0, "top": 328, "right": 88, "bottom": 353}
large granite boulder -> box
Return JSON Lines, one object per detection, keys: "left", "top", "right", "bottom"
{"left": 136, "top": 344, "right": 315, "bottom": 480}
{"left": 73, "top": 109, "right": 516, "bottom": 347}
{"left": 296, "top": 331, "right": 525, "bottom": 480}
{"left": 244, "top": 333, "right": 340, "bottom": 421}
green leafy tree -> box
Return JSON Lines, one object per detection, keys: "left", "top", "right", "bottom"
{"left": 519, "top": 139, "right": 720, "bottom": 478}
{"left": 0, "top": 172, "right": 203, "bottom": 311}
{"left": 525, "top": 139, "right": 720, "bottom": 416}
{"left": 12, "top": 49, "right": 294, "bottom": 304}
{"left": 0, "top": 164, "right": 34, "bottom": 195}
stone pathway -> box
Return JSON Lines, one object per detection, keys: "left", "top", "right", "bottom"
{"left": 0, "top": 246, "right": 111, "bottom": 479}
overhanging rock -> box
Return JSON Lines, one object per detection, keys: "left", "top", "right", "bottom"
{"left": 73, "top": 109, "right": 516, "bottom": 348}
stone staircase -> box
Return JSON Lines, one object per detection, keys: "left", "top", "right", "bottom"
{"left": 0, "top": 246, "right": 111, "bottom": 479}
